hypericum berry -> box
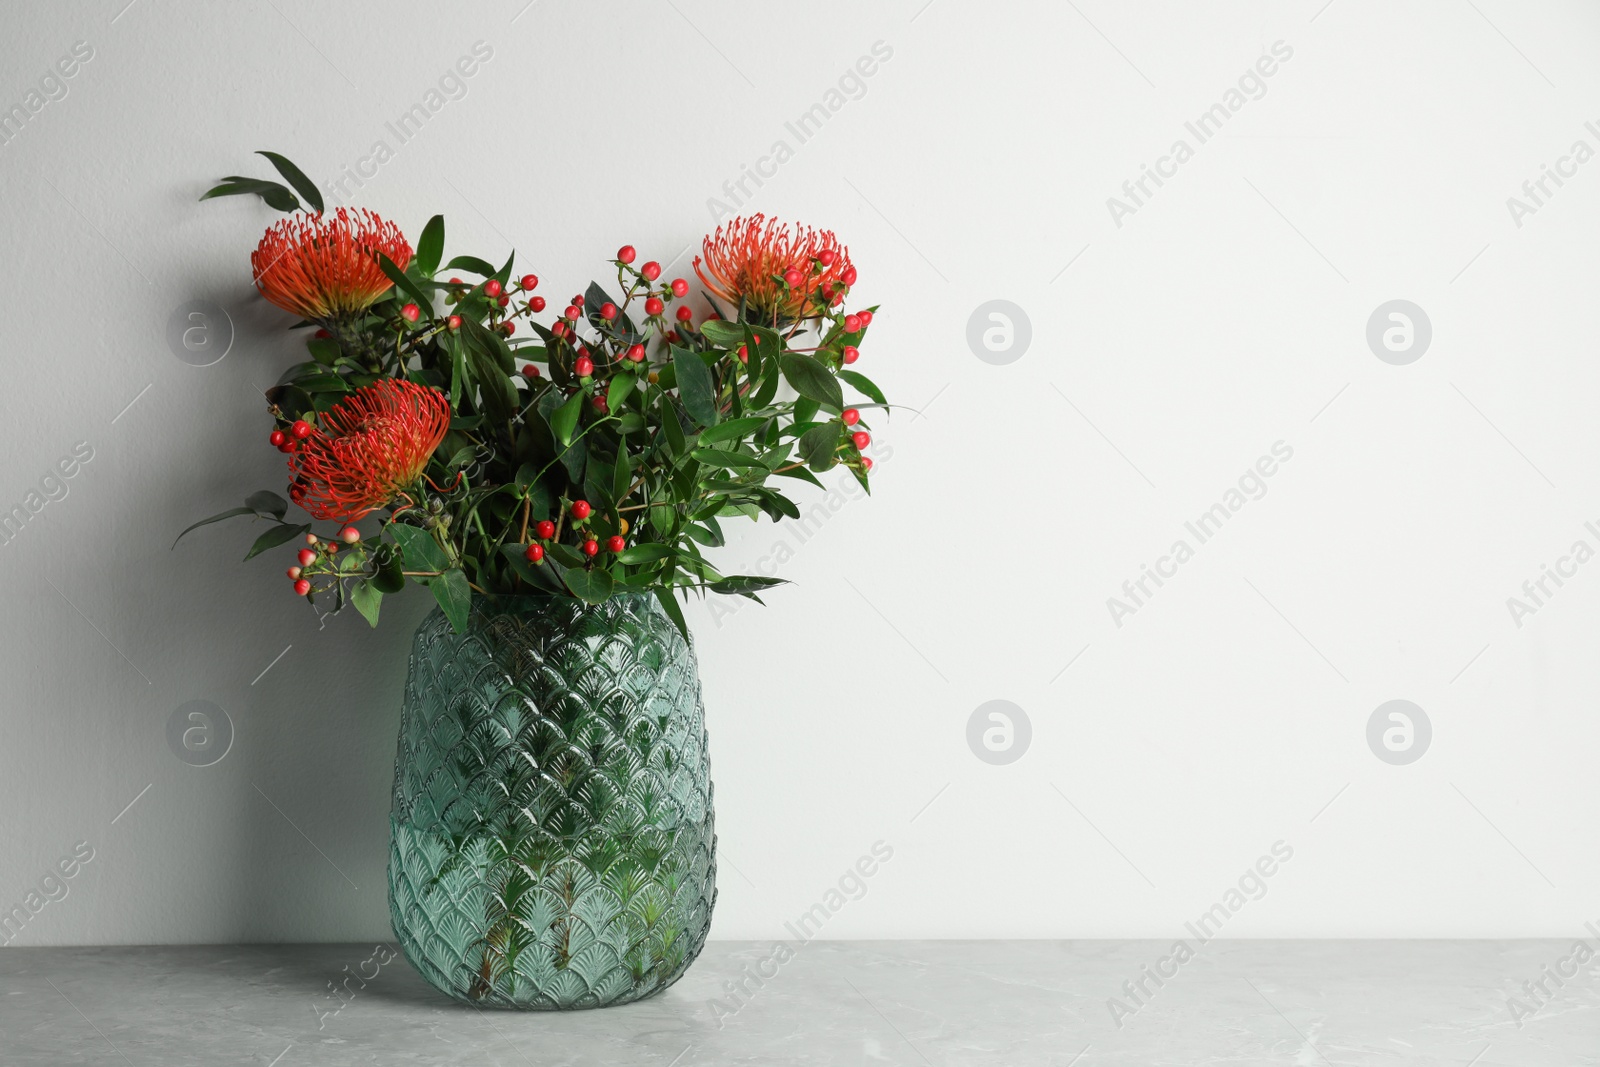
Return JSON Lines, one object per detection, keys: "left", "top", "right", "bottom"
{"left": 627, "top": 343, "right": 645, "bottom": 362}
{"left": 842, "top": 408, "right": 860, "bottom": 426}
{"left": 449, "top": 277, "right": 464, "bottom": 287}
{"left": 644, "top": 296, "right": 664, "bottom": 316}
{"left": 607, "top": 535, "right": 626, "bottom": 553}
{"left": 844, "top": 314, "right": 862, "bottom": 333}
{"left": 670, "top": 278, "right": 689, "bottom": 297}
{"left": 530, "top": 296, "right": 547, "bottom": 312}
{"left": 525, "top": 543, "right": 544, "bottom": 563}
{"left": 664, "top": 331, "right": 680, "bottom": 344}
{"left": 297, "top": 548, "right": 316, "bottom": 566}
{"left": 314, "top": 328, "right": 331, "bottom": 339}
{"left": 592, "top": 395, "right": 608, "bottom": 413}
{"left": 861, "top": 456, "right": 874, "bottom": 472}
{"left": 277, "top": 441, "right": 295, "bottom": 454}
{"left": 400, "top": 303, "right": 421, "bottom": 323}
{"left": 551, "top": 321, "right": 567, "bottom": 338}
{"left": 291, "top": 419, "right": 313, "bottom": 440}
{"left": 852, "top": 431, "right": 871, "bottom": 449}
{"left": 841, "top": 266, "right": 858, "bottom": 285}
{"left": 535, "top": 520, "right": 556, "bottom": 540}
{"left": 339, "top": 526, "right": 361, "bottom": 544}
{"left": 484, "top": 279, "right": 503, "bottom": 297}
{"left": 675, "top": 306, "right": 692, "bottom": 322}
{"left": 582, "top": 538, "right": 600, "bottom": 557}
{"left": 575, "top": 356, "right": 594, "bottom": 377}
{"left": 293, "top": 578, "right": 311, "bottom": 596}
{"left": 736, "top": 344, "right": 748, "bottom": 364}
{"left": 571, "top": 499, "right": 592, "bottom": 520}
{"left": 857, "top": 310, "right": 874, "bottom": 327}
{"left": 572, "top": 294, "right": 585, "bottom": 307}
{"left": 269, "top": 429, "right": 287, "bottom": 447}
{"left": 641, "top": 261, "right": 661, "bottom": 281}
{"left": 600, "top": 302, "right": 618, "bottom": 320}
{"left": 286, "top": 566, "right": 301, "bottom": 580}
{"left": 564, "top": 305, "right": 581, "bottom": 320}
{"left": 497, "top": 294, "right": 510, "bottom": 308}
{"left": 520, "top": 273, "right": 539, "bottom": 291}
{"left": 842, "top": 345, "right": 860, "bottom": 364}
{"left": 501, "top": 321, "right": 516, "bottom": 336}
{"left": 782, "top": 268, "right": 803, "bottom": 287}
{"left": 522, "top": 363, "right": 540, "bottom": 378}
{"left": 447, "top": 314, "right": 462, "bottom": 330}
{"left": 818, "top": 249, "right": 837, "bottom": 267}
{"left": 617, "top": 245, "right": 637, "bottom": 264}
{"left": 305, "top": 533, "right": 319, "bottom": 545}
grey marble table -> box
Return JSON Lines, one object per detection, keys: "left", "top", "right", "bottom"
{"left": 1, "top": 941, "right": 1594, "bottom": 1065}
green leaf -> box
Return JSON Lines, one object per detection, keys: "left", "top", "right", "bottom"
{"left": 698, "top": 416, "right": 768, "bottom": 445}
{"left": 244, "top": 523, "right": 310, "bottom": 561}
{"left": 798, "top": 422, "right": 843, "bottom": 471}
{"left": 199, "top": 178, "right": 299, "bottom": 212}
{"left": 429, "top": 569, "right": 472, "bottom": 633}
{"left": 389, "top": 523, "right": 450, "bottom": 573}
{"left": 673, "top": 348, "right": 720, "bottom": 427}
{"left": 545, "top": 542, "right": 586, "bottom": 568}
{"left": 172, "top": 506, "right": 256, "bottom": 548}
{"left": 444, "top": 254, "right": 497, "bottom": 276}
{"left": 350, "top": 579, "right": 382, "bottom": 627}
{"left": 551, "top": 390, "right": 584, "bottom": 446}
{"left": 710, "top": 575, "right": 789, "bottom": 598}
{"left": 661, "top": 397, "right": 687, "bottom": 456}
{"left": 562, "top": 566, "right": 615, "bottom": 604}
{"left": 617, "top": 543, "right": 673, "bottom": 564}
{"left": 839, "top": 369, "right": 887, "bottom": 407}
{"left": 378, "top": 253, "right": 432, "bottom": 313}
{"left": 371, "top": 543, "right": 406, "bottom": 593}
{"left": 415, "top": 214, "right": 444, "bottom": 277}
{"left": 698, "top": 320, "right": 745, "bottom": 348}
{"left": 781, "top": 353, "right": 843, "bottom": 410}
{"left": 254, "top": 152, "right": 323, "bottom": 214}
{"left": 655, "top": 586, "right": 689, "bottom": 640}
{"left": 244, "top": 491, "right": 288, "bottom": 521}
{"left": 691, "top": 448, "right": 769, "bottom": 469}
{"left": 607, "top": 373, "right": 637, "bottom": 411}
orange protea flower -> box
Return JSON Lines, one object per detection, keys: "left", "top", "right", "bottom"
{"left": 252, "top": 208, "right": 412, "bottom": 321}
{"left": 288, "top": 379, "right": 450, "bottom": 521}
{"left": 694, "top": 215, "right": 853, "bottom": 320}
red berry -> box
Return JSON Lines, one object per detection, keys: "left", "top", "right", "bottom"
{"left": 521, "top": 274, "right": 539, "bottom": 291}
{"left": 572, "top": 295, "right": 585, "bottom": 307}
{"left": 607, "top": 535, "right": 626, "bottom": 553}
{"left": 818, "top": 249, "right": 837, "bottom": 267}
{"left": 842, "top": 408, "right": 860, "bottom": 426}
{"left": 675, "top": 306, "right": 692, "bottom": 322}
{"left": 449, "top": 277, "right": 464, "bottom": 287}
{"left": 564, "top": 306, "right": 581, "bottom": 320}
{"left": 600, "top": 302, "right": 618, "bottom": 320}
{"left": 841, "top": 266, "right": 858, "bottom": 285}
{"left": 736, "top": 344, "right": 748, "bottom": 364}
{"left": 670, "top": 278, "right": 689, "bottom": 297}
{"left": 627, "top": 343, "right": 645, "bottom": 362}
{"left": 857, "top": 310, "right": 874, "bottom": 327}
{"left": 861, "top": 456, "right": 873, "bottom": 472}
{"left": 522, "top": 363, "right": 540, "bottom": 378}
{"left": 852, "top": 431, "right": 871, "bottom": 449}
{"left": 641, "top": 261, "right": 661, "bottom": 281}
{"left": 842, "top": 345, "right": 860, "bottom": 364}
{"left": 484, "top": 279, "right": 503, "bottom": 298}
{"left": 497, "top": 294, "right": 510, "bottom": 308}
{"left": 592, "top": 395, "right": 608, "bottom": 413}
{"left": 448, "top": 315, "right": 462, "bottom": 331}
{"left": 551, "top": 321, "right": 567, "bottom": 338}
{"left": 291, "top": 419, "right": 313, "bottom": 439}
{"left": 501, "top": 321, "right": 515, "bottom": 336}
{"left": 617, "top": 245, "right": 637, "bottom": 264}
{"left": 782, "top": 268, "right": 803, "bottom": 287}
{"left": 645, "top": 296, "right": 664, "bottom": 316}
{"left": 340, "top": 526, "right": 361, "bottom": 544}
{"left": 525, "top": 543, "right": 544, "bottom": 563}
{"left": 277, "top": 442, "right": 296, "bottom": 454}
{"left": 293, "top": 578, "right": 311, "bottom": 596}
{"left": 582, "top": 538, "right": 600, "bottom": 557}
{"left": 269, "top": 430, "right": 287, "bottom": 447}
{"left": 665, "top": 330, "right": 680, "bottom": 344}
{"left": 297, "top": 548, "right": 316, "bottom": 567}
{"left": 571, "top": 500, "right": 592, "bottom": 520}
{"left": 844, "top": 315, "right": 862, "bottom": 333}
{"left": 287, "top": 566, "right": 301, "bottom": 580}
{"left": 400, "top": 303, "right": 421, "bottom": 323}
{"left": 575, "top": 356, "right": 594, "bottom": 377}
{"left": 535, "top": 520, "right": 556, "bottom": 539}
{"left": 530, "top": 296, "right": 547, "bottom": 312}
{"left": 314, "top": 328, "right": 331, "bottom": 339}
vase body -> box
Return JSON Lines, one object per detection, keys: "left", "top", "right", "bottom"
{"left": 387, "top": 593, "right": 717, "bottom": 1009}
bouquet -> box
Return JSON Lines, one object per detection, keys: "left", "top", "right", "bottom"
{"left": 177, "top": 152, "right": 891, "bottom": 635}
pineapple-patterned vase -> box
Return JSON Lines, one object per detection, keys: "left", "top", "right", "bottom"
{"left": 387, "top": 593, "right": 717, "bottom": 1009}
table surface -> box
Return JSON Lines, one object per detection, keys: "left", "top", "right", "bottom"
{"left": 1, "top": 940, "right": 1594, "bottom": 1065}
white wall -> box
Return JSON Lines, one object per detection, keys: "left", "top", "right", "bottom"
{"left": 2, "top": 0, "right": 1596, "bottom": 946}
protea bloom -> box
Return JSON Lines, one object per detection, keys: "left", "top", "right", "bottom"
{"left": 252, "top": 208, "right": 412, "bottom": 322}
{"left": 694, "top": 215, "right": 853, "bottom": 321}
{"left": 288, "top": 378, "right": 450, "bottom": 521}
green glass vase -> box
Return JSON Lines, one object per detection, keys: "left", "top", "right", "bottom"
{"left": 386, "top": 593, "right": 717, "bottom": 1009}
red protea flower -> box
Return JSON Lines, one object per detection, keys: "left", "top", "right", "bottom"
{"left": 252, "top": 208, "right": 412, "bottom": 321}
{"left": 288, "top": 379, "right": 450, "bottom": 521}
{"left": 694, "top": 215, "right": 852, "bottom": 320}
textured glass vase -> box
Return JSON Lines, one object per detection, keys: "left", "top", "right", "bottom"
{"left": 387, "top": 593, "right": 717, "bottom": 1009}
